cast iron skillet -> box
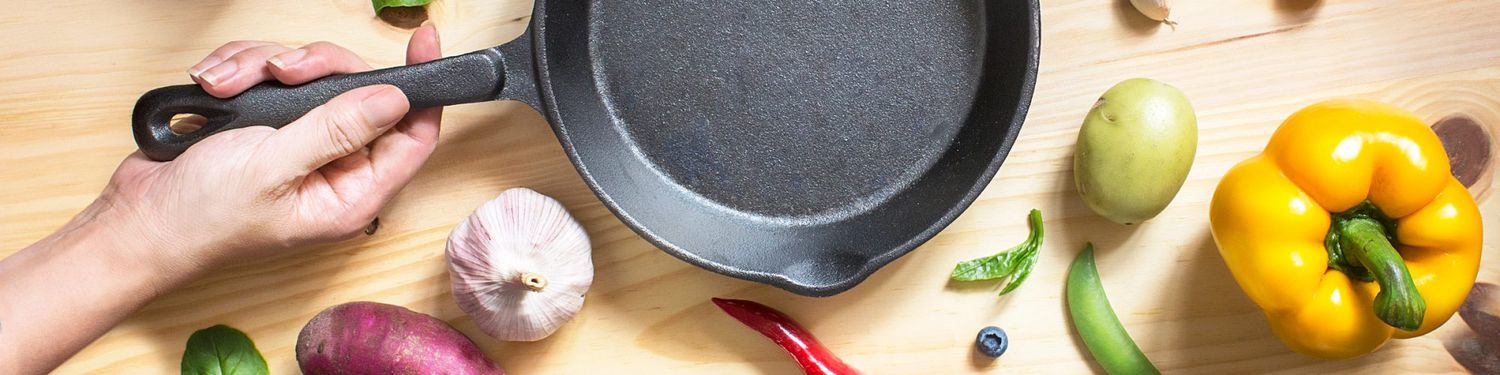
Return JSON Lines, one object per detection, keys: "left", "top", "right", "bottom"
{"left": 132, "top": 0, "right": 1040, "bottom": 296}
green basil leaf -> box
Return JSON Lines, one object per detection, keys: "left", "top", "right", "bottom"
{"left": 181, "top": 325, "right": 268, "bottom": 375}
{"left": 950, "top": 209, "right": 1045, "bottom": 293}
{"left": 952, "top": 251, "right": 1008, "bottom": 281}
{"left": 373, "top": 0, "right": 433, "bottom": 13}
{"left": 999, "top": 252, "right": 1038, "bottom": 296}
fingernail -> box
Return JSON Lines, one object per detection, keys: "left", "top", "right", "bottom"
{"left": 268, "top": 48, "right": 308, "bottom": 70}
{"left": 187, "top": 55, "right": 223, "bottom": 77}
{"left": 359, "top": 86, "right": 408, "bottom": 128}
{"left": 425, "top": 20, "right": 441, "bottom": 45}
{"left": 198, "top": 59, "right": 237, "bottom": 86}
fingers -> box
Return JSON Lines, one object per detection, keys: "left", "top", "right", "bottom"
{"left": 406, "top": 22, "right": 442, "bottom": 66}
{"left": 324, "top": 24, "right": 445, "bottom": 241}
{"left": 267, "top": 42, "right": 375, "bottom": 85}
{"left": 389, "top": 22, "right": 444, "bottom": 145}
{"left": 190, "top": 44, "right": 292, "bottom": 98}
{"left": 187, "top": 40, "right": 276, "bottom": 78}
{"left": 188, "top": 40, "right": 377, "bottom": 98}
{"left": 369, "top": 23, "right": 444, "bottom": 192}
{"left": 265, "top": 85, "right": 410, "bottom": 177}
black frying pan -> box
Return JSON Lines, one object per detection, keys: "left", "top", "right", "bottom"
{"left": 132, "top": 0, "right": 1040, "bottom": 296}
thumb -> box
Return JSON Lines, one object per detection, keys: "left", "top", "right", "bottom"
{"left": 267, "top": 85, "right": 409, "bottom": 174}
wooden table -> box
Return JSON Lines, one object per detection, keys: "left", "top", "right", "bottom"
{"left": 3, "top": 0, "right": 1497, "bottom": 373}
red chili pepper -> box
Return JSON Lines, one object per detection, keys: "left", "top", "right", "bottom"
{"left": 711, "top": 298, "right": 860, "bottom": 375}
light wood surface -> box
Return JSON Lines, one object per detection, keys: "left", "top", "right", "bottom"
{"left": 3, "top": 0, "right": 1498, "bottom": 373}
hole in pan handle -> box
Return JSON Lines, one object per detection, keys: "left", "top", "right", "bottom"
{"left": 130, "top": 48, "right": 508, "bottom": 161}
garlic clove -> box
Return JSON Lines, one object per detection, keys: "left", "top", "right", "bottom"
{"left": 1130, "top": 0, "right": 1173, "bottom": 23}
{"left": 446, "top": 187, "right": 594, "bottom": 342}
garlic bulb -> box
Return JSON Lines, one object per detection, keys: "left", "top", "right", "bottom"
{"left": 1130, "top": 0, "right": 1174, "bottom": 23}
{"left": 446, "top": 188, "right": 593, "bottom": 342}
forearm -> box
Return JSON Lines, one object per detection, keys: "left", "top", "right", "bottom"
{"left": 0, "top": 198, "right": 192, "bottom": 374}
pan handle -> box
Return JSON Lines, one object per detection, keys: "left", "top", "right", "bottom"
{"left": 131, "top": 48, "right": 506, "bottom": 161}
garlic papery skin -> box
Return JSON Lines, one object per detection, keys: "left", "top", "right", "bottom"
{"left": 1130, "top": 0, "right": 1172, "bottom": 22}
{"left": 446, "top": 188, "right": 593, "bottom": 342}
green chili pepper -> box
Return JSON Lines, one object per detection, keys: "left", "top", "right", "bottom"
{"left": 1066, "top": 243, "right": 1159, "bottom": 375}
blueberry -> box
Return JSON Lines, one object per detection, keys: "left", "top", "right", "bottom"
{"left": 975, "top": 326, "right": 1008, "bottom": 358}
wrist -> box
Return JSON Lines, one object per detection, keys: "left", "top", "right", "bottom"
{"left": 76, "top": 194, "right": 207, "bottom": 294}
{"left": 0, "top": 194, "right": 206, "bottom": 372}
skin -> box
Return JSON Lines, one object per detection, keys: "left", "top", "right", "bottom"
{"left": 1074, "top": 78, "right": 1197, "bottom": 225}
{"left": 296, "top": 302, "right": 503, "bottom": 374}
{"left": 0, "top": 24, "right": 444, "bottom": 374}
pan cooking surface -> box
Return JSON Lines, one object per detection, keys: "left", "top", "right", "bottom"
{"left": 532, "top": 0, "right": 1037, "bottom": 295}
{"left": 588, "top": 0, "right": 984, "bottom": 219}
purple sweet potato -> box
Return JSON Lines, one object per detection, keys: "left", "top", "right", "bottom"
{"left": 296, "top": 301, "right": 504, "bottom": 375}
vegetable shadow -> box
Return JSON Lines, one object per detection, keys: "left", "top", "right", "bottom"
{"left": 1274, "top": 0, "right": 1322, "bottom": 14}
{"left": 942, "top": 274, "right": 1024, "bottom": 314}
{"left": 1273, "top": 0, "right": 1322, "bottom": 25}
{"left": 615, "top": 247, "right": 919, "bottom": 374}
{"left": 1032, "top": 132, "right": 1146, "bottom": 373}
{"left": 416, "top": 101, "right": 597, "bottom": 373}
{"left": 1145, "top": 232, "right": 1412, "bottom": 372}
{"left": 1051, "top": 131, "right": 1149, "bottom": 254}
{"left": 1141, "top": 231, "right": 1266, "bottom": 371}
{"left": 940, "top": 207, "right": 1045, "bottom": 315}
{"left": 378, "top": 6, "right": 431, "bottom": 29}
{"left": 131, "top": 241, "right": 361, "bottom": 373}
{"left": 1055, "top": 265, "right": 1108, "bottom": 375}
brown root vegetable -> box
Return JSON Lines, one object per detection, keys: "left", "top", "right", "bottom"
{"left": 296, "top": 302, "right": 504, "bottom": 375}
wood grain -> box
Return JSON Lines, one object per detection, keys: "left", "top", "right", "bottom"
{"left": 2, "top": 0, "right": 1497, "bottom": 373}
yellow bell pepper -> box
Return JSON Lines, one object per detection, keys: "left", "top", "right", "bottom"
{"left": 1209, "top": 99, "right": 1483, "bottom": 359}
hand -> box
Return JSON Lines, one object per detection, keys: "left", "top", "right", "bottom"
{"left": 1, "top": 24, "right": 449, "bottom": 374}
{"left": 106, "top": 24, "right": 444, "bottom": 277}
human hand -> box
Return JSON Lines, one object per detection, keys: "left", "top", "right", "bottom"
{"left": 101, "top": 24, "right": 444, "bottom": 278}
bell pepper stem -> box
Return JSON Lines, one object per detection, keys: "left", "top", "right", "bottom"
{"left": 1338, "top": 218, "right": 1425, "bottom": 331}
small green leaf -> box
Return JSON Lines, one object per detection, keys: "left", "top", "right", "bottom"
{"left": 951, "top": 251, "right": 1015, "bottom": 281}
{"left": 181, "top": 325, "right": 268, "bottom": 375}
{"left": 373, "top": 0, "right": 433, "bottom": 13}
{"left": 950, "top": 209, "right": 1045, "bottom": 295}
{"left": 999, "top": 254, "right": 1038, "bottom": 295}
